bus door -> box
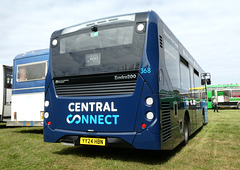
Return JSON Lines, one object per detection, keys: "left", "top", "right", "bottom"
{"left": 223, "top": 90, "right": 230, "bottom": 102}
{"left": 3, "top": 66, "right": 12, "bottom": 120}
{"left": 217, "top": 90, "right": 224, "bottom": 102}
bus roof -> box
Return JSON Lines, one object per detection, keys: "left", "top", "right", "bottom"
{"left": 61, "top": 13, "right": 137, "bottom": 35}
{"left": 14, "top": 49, "right": 49, "bottom": 60}
{"left": 190, "top": 84, "right": 240, "bottom": 91}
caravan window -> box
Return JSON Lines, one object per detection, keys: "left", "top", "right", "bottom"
{"left": 17, "top": 61, "right": 47, "bottom": 82}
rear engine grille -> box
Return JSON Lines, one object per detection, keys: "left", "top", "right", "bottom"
{"left": 161, "top": 102, "right": 171, "bottom": 143}
{"left": 55, "top": 80, "right": 137, "bottom": 97}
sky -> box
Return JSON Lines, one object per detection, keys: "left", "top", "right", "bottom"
{"left": 0, "top": 0, "right": 239, "bottom": 85}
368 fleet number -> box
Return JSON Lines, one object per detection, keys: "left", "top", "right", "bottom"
{"left": 140, "top": 68, "right": 151, "bottom": 74}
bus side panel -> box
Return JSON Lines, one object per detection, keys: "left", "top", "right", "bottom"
{"left": 160, "top": 94, "right": 187, "bottom": 150}
{"left": 158, "top": 15, "right": 207, "bottom": 149}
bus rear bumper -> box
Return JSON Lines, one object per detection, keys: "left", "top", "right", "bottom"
{"left": 6, "top": 121, "right": 43, "bottom": 126}
{"left": 44, "top": 126, "right": 161, "bottom": 150}
{"left": 44, "top": 126, "right": 136, "bottom": 148}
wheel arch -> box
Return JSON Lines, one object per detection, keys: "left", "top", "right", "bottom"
{"left": 237, "top": 102, "right": 240, "bottom": 109}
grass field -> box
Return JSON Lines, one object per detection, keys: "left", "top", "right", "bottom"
{"left": 0, "top": 109, "right": 239, "bottom": 169}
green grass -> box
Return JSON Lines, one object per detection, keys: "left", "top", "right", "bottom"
{"left": 0, "top": 109, "right": 239, "bottom": 169}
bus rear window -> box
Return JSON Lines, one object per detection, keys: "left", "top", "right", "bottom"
{"left": 60, "top": 26, "right": 134, "bottom": 54}
{"left": 52, "top": 23, "right": 145, "bottom": 78}
{"left": 17, "top": 62, "right": 47, "bottom": 82}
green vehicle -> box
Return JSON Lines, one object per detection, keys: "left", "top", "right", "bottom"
{"left": 206, "top": 84, "right": 240, "bottom": 109}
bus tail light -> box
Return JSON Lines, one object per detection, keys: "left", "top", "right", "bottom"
{"left": 48, "top": 121, "right": 51, "bottom": 125}
{"left": 142, "top": 123, "right": 146, "bottom": 129}
{"left": 14, "top": 112, "right": 17, "bottom": 120}
{"left": 40, "top": 111, "right": 44, "bottom": 120}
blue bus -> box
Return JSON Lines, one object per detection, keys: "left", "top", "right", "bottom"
{"left": 7, "top": 49, "right": 49, "bottom": 126}
{"left": 44, "top": 11, "right": 208, "bottom": 150}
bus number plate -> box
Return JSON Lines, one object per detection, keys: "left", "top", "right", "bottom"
{"left": 80, "top": 137, "right": 106, "bottom": 146}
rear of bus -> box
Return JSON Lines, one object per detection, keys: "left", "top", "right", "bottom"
{"left": 44, "top": 11, "right": 162, "bottom": 150}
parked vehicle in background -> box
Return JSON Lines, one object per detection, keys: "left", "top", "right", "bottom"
{"left": 207, "top": 84, "right": 240, "bottom": 109}
{"left": 192, "top": 84, "right": 240, "bottom": 109}
{"left": 7, "top": 49, "right": 49, "bottom": 126}
{"left": 0, "top": 65, "right": 12, "bottom": 122}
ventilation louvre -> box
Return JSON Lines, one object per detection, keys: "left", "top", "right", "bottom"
{"left": 55, "top": 80, "right": 137, "bottom": 97}
{"left": 161, "top": 102, "right": 171, "bottom": 143}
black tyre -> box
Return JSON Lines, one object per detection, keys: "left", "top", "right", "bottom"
{"left": 237, "top": 103, "right": 240, "bottom": 109}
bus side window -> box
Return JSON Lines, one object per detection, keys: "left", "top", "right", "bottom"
{"left": 18, "top": 67, "right": 27, "bottom": 81}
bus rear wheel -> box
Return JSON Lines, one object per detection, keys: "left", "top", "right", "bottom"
{"left": 237, "top": 103, "right": 240, "bottom": 109}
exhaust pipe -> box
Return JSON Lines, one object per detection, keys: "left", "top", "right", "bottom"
{"left": 60, "top": 139, "right": 76, "bottom": 146}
